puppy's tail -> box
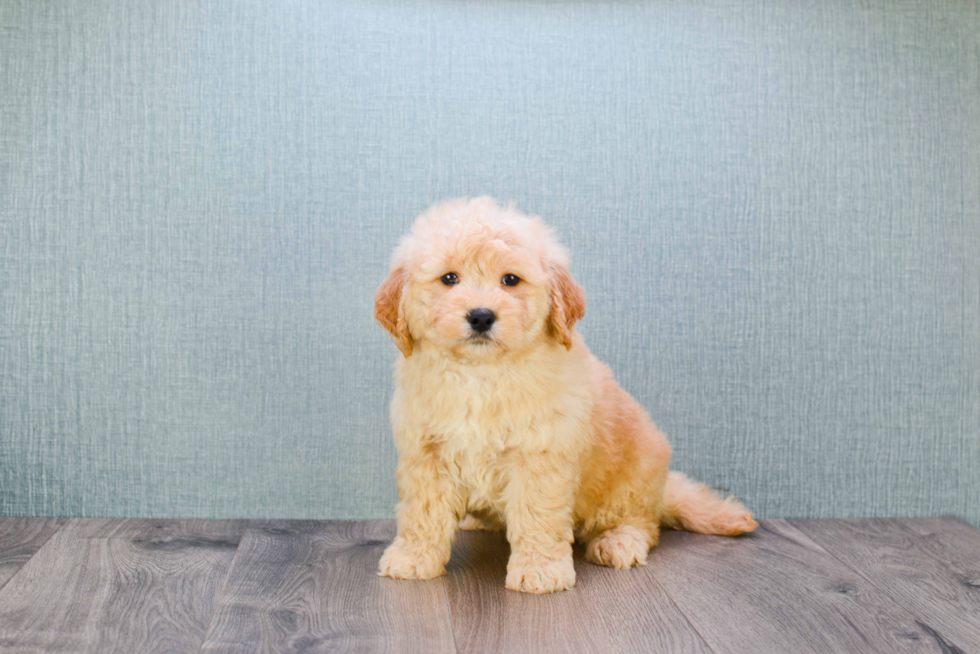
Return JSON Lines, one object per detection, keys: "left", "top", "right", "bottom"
{"left": 661, "top": 471, "right": 758, "bottom": 536}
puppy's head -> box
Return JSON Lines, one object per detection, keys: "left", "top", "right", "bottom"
{"left": 375, "top": 197, "right": 585, "bottom": 362}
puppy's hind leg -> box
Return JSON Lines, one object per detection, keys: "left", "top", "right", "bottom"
{"left": 585, "top": 523, "right": 658, "bottom": 569}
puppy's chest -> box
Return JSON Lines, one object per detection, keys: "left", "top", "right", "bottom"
{"left": 404, "top": 363, "right": 553, "bottom": 453}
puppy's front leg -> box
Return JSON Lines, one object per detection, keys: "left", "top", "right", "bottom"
{"left": 503, "top": 453, "right": 577, "bottom": 594}
{"left": 379, "top": 446, "right": 464, "bottom": 581}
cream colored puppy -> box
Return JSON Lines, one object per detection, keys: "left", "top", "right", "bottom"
{"left": 375, "top": 197, "right": 757, "bottom": 594}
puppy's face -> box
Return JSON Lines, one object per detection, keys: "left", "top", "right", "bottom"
{"left": 405, "top": 237, "right": 549, "bottom": 362}
{"left": 376, "top": 198, "right": 585, "bottom": 362}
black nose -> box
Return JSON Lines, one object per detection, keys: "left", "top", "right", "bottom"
{"left": 466, "top": 308, "right": 496, "bottom": 334}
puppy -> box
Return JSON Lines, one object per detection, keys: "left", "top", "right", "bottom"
{"left": 375, "top": 197, "right": 757, "bottom": 594}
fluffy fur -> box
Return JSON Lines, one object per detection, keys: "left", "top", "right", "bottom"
{"left": 375, "top": 197, "right": 757, "bottom": 594}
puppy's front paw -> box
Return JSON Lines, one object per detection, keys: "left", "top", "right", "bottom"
{"left": 505, "top": 554, "right": 576, "bottom": 594}
{"left": 378, "top": 541, "right": 445, "bottom": 580}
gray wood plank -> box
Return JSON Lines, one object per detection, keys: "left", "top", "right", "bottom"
{"left": 649, "top": 520, "right": 946, "bottom": 654}
{"left": 791, "top": 517, "right": 980, "bottom": 652}
{"left": 445, "top": 530, "right": 713, "bottom": 654}
{"left": 0, "top": 518, "right": 246, "bottom": 654}
{"left": 199, "top": 520, "right": 457, "bottom": 654}
{"left": 0, "top": 517, "right": 67, "bottom": 589}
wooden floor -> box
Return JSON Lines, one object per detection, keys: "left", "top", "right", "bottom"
{"left": 0, "top": 518, "right": 977, "bottom": 653}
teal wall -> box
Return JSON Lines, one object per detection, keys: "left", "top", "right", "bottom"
{"left": 2, "top": 0, "right": 978, "bottom": 524}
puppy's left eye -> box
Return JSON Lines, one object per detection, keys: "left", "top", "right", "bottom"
{"left": 501, "top": 274, "right": 521, "bottom": 287}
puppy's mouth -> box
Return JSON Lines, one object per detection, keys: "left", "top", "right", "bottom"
{"left": 466, "top": 333, "right": 496, "bottom": 345}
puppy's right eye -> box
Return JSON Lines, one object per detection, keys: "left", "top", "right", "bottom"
{"left": 440, "top": 273, "right": 459, "bottom": 286}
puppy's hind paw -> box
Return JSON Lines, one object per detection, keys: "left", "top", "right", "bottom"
{"left": 586, "top": 525, "right": 651, "bottom": 569}
{"left": 458, "top": 514, "right": 502, "bottom": 531}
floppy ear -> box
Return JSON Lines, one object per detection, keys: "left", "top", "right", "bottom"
{"left": 375, "top": 266, "right": 414, "bottom": 357}
{"left": 548, "top": 263, "right": 586, "bottom": 350}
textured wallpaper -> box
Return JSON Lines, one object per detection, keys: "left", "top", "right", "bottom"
{"left": 1, "top": 0, "right": 978, "bottom": 524}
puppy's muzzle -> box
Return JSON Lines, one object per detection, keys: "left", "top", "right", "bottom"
{"left": 466, "top": 308, "right": 496, "bottom": 334}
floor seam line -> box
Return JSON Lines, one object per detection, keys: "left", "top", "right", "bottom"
{"left": 444, "top": 574, "right": 461, "bottom": 654}
{"left": 0, "top": 517, "right": 70, "bottom": 594}
{"left": 651, "top": 529, "right": 728, "bottom": 654}
{"left": 195, "top": 519, "right": 252, "bottom": 654}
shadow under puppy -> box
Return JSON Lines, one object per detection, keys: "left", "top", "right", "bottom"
{"left": 375, "top": 197, "right": 757, "bottom": 594}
